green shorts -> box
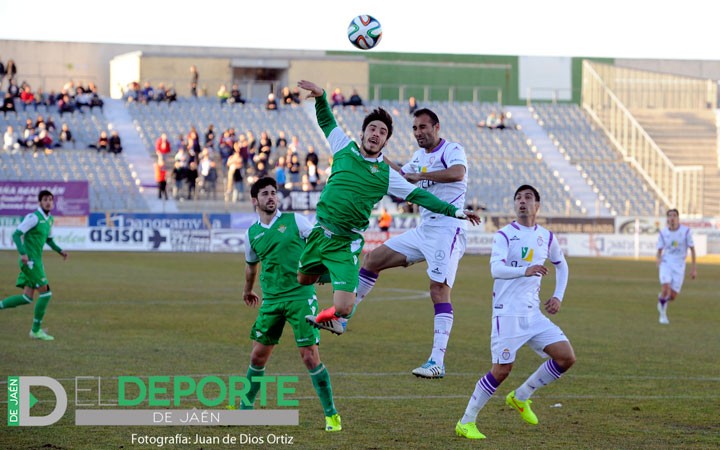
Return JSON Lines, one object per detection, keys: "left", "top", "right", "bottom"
{"left": 16, "top": 258, "right": 48, "bottom": 289}
{"left": 250, "top": 295, "right": 320, "bottom": 347}
{"left": 299, "top": 227, "right": 363, "bottom": 293}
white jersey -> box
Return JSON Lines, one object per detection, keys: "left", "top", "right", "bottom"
{"left": 657, "top": 225, "right": 694, "bottom": 268}
{"left": 401, "top": 139, "right": 467, "bottom": 229}
{"left": 490, "top": 221, "right": 568, "bottom": 317}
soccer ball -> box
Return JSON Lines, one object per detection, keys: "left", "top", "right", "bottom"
{"left": 347, "top": 15, "right": 382, "bottom": 50}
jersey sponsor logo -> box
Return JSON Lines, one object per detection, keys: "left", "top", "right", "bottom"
{"left": 521, "top": 247, "right": 534, "bottom": 262}
{"left": 253, "top": 232, "right": 265, "bottom": 240}
{"left": 510, "top": 235, "right": 520, "bottom": 241}
{"left": 435, "top": 250, "right": 446, "bottom": 260}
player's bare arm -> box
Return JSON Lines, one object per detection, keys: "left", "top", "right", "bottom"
{"left": 243, "top": 263, "right": 260, "bottom": 307}
{"left": 404, "top": 164, "right": 465, "bottom": 184}
{"left": 297, "top": 80, "right": 323, "bottom": 98}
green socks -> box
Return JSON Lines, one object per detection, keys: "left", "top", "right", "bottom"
{"left": 310, "top": 363, "right": 337, "bottom": 417}
{"left": 0, "top": 294, "right": 33, "bottom": 309}
{"left": 32, "top": 292, "right": 52, "bottom": 333}
{"left": 241, "top": 365, "right": 266, "bottom": 409}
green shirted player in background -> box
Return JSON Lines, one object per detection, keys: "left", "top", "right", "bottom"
{"left": 242, "top": 177, "right": 342, "bottom": 432}
{"left": 0, "top": 190, "right": 68, "bottom": 340}
{"left": 295, "top": 80, "right": 481, "bottom": 334}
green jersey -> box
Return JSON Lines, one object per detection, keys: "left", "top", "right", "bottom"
{"left": 16, "top": 209, "right": 55, "bottom": 261}
{"left": 313, "top": 92, "right": 459, "bottom": 238}
{"left": 245, "top": 211, "right": 315, "bottom": 303}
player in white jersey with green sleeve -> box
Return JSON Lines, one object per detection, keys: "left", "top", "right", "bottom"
{"left": 242, "top": 177, "right": 341, "bottom": 432}
{"left": 295, "top": 80, "right": 480, "bottom": 335}
{"left": 353, "top": 108, "right": 470, "bottom": 379}
{"left": 655, "top": 208, "right": 696, "bottom": 324}
{"left": 456, "top": 185, "right": 576, "bottom": 440}
{"left": 0, "top": 190, "right": 68, "bottom": 341}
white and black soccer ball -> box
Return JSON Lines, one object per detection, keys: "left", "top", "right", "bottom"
{"left": 347, "top": 15, "right": 382, "bottom": 50}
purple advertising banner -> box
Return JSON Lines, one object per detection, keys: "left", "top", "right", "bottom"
{"left": 0, "top": 181, "right": 90, "bottom": 216}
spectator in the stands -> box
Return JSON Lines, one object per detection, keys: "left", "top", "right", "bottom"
{"left": 7, "top": 79, "right": 20, "bottom": 98}
{"left": 164, "top": 85, "right": 177, "bottom": 103}
{"left": 141, "top": 82, "right": 155, "bottom": 104}
{"left": 331, "top": 87, "right": 345, "bottom": 108}
{"left": 3, "top": 125, "right": 19, "bottom": 152}
{"left": 155, "top": 133, "right": 172, "bottom": 158}
{"left": 290, "top": 87, "right": 302, "bottom": 104}
{"left": 344, "top": 89, "right": 363, "bottom": 107}
{"left": 75, "top": 86, "right": 92, "bottom": 111}
{"left": 154, "top": 83, "right": 167, "bottom": 102}
{"left": 281, "top": 86, "right": 294, "bottom": 105}
{"left": 20, "top": 86, "right": 37, "bottom": 112}
{"left": 5, "top": 59, "right": 17, "bottom": 83}
{"left": 89, "top": 84, "right": 104, "bottom": 111}
{"left": 186, "top": 162, "right": 199, "bottom": 200}
{"left": 265, "top": 93, "right": 278, "bottom": 111}
{"left": 204, "top": 124, "right": 215, "bottom": 148}
{"left": 287, "top": 151, "right": 302, "bottom": 188}
{"left": 275, "top": 157, "right": 287, "bottom": 187}
{"left": 190, "top": 65, "right": 199, "bottom": 97}
{"left": 199, "top": 152, "right": 218, "bottom": 200}
{"left": 109, "top": 130, "right": 123, "bottom": 154}
{"left": 0, "top": 57, "right": 5, "bottom": 90}
{"left": 57, "top": 93, "right": 77, "bottom": 116}
{"left": 305, "top": 145, "right": 319, "bottom": 169}
{"left": 226, "top": 146, "right": 244, "bottom": 202}
{"left": 229, "top": 84, "right": 246, "bottom": 105}
{"left": 89, "top": 130, "right": 109, "bottom": 152}
{"left": 2, "top": 92, "right": 17, "bottom": 117}
{"left": 57, "top": 123, "right": 74, "bottom": 147}
{"left": 155, "top": 158, "right": 168, "bottom": 200}
{"left": 307, "top": 159, "right": 319, "bottom": 190}
{"left": 172, "top": 161, "right": 186, "bottom": 200}
{"left": 408, "top": 96, "right": 419, "bottom": 115}
{"left": 217, "top": 84, "right": 230, "bottom": 104}
{"left": 276, "top": 131, "right": 288, "bottom": 150}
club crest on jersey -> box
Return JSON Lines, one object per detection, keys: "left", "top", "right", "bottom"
{"left": 501, "top": 349, "right": 511, "bottom": 360}
{"left": 537, "top": 236, "right": 544, "bottom": 246}
{"left": 278, "top": 225, "right": 287, "bottom": 233}
{"left": 370, "top": 164, "right": 379, "bottom": 174}
{"left": 521, "top": 247, "right": 534, "bottom": 262}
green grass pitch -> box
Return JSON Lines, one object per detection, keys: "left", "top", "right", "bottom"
{"left": 1, "top": 251, "right": 718, "bottom": 449}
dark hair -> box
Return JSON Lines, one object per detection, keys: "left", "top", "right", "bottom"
{"left": 362, "top": 107, "right": 393, "bottom": 140}
{"left": 514, "top": 184, "right": 540, "bottom": 201}
{"left": 413, "top": 108, "right": 439, "bottom": 126}
{"left": 38, "top": 190, "right": 53, "bottom": 201}
{"left": 666, "top": 208, "right": 679, "bottom": 216}
{"left": 250, "top": 177, "right": 277, "bottom": 199}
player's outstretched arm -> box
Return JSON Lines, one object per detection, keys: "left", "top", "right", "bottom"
{"left": 297, "top": 80, "right": 323, "bottom": 98}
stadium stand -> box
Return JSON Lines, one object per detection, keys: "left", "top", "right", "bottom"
{"left": 531, "top": 103, "right": 665, "bottom": 216}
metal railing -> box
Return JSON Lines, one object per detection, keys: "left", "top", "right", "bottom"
{"left": 582, "top": 61, "right": 705, "bottom": 215}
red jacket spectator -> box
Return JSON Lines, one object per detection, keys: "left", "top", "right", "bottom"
{"left": 155, "top": 133, "right": 171, "bottom": 155}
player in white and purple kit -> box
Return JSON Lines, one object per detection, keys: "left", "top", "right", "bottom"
{"left": 455, "top": 185, "right": 576, "bottom": 440}
{"left": 354, "top": 108, "right": 468, "bottom": 379}
{"left": 656, "top": 208, "right": 696, "bottom": 324}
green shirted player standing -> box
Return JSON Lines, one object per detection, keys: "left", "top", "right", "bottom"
{"left": 242, "top": 177, "right": 341, "bottom": 432}
{"left": 0, "top": 190, "right": 68, "bottom": 340}
{"left": 295, "top": 80, "right": 481, "bottom": 334}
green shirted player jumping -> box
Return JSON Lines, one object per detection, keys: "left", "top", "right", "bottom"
{"left": 295, "top": 80, "right": 481, "bottom": 334}
{"left": 242, "top": 177, "right": 341, "bottom": 432}
{"left": 0, "top": 190, "right": 68, "bottom": 340}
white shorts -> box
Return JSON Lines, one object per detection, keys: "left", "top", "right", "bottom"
{"left": 490, "top": 314, "right": 568, "bottom": 364}
{"left": 659, "top": 263, "right": 685, "bottom": 293}
{"left": 384, "top": 225, "right": 466, "bottom": 287}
